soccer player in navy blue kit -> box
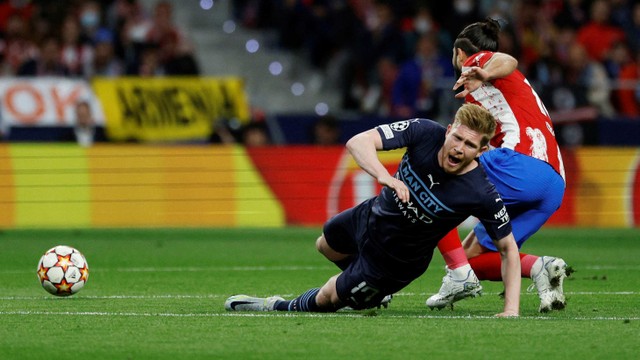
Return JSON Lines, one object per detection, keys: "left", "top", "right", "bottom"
{"left": 226, "top": 103, "right": 521, "bottom": 317}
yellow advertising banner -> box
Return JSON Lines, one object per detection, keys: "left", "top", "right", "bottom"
{"left": 92, "top": 77, "right": 250, "bottom": 142}
{"left": 1, "top": 144, "right": 638, "bottom": 229}
{"left": 0, "top": 144, "right": 283, "bottom": 228}
{"left": 574, "top": 148, "right": 640, "bottom": 227}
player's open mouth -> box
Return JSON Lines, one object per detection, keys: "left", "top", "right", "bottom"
{"left": 448, "top": 155, "right": 462, "bottom": 165}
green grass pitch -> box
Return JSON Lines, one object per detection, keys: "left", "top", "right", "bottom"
{"left": 1, "top": 227, "right": 639, "bottom": 359}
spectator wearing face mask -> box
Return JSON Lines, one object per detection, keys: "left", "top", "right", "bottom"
{"left": 78, "top": 0, "right": 102, "bottom": 42}
{"left": 84, "top": 27, "right": 124, "bottom": 78}
{"left": 402, "top": 5, "right": 450, "bottom": 58}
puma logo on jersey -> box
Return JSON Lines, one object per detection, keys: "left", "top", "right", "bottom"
{"left": 427, "top": 174, "right": 440, "bottom": 189}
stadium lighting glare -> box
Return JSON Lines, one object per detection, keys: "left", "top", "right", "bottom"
{"left": 268, "top": 61, "right": 283, "bottom": 76}
{"left": 246, "top": 39, "right": 260, "bottom": 53}
{"left": 200, "top": 0, "right": 214, "bottom": 10}
{"left": 315, "top": 102, "right": 329, "bottom": 116}
{"left": 222, "top": 20, "right": 236, "bottom": 34}
{"left": 291, "top": 82, "right": 305, "bottom": 96}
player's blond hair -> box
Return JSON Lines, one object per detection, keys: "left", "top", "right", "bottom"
{"left": 453, "top": 103, "right": 496, "bottom": 146}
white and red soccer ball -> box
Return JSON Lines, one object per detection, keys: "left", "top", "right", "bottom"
{"left": 37, "top": 245, "right": 89, "bottom": 296}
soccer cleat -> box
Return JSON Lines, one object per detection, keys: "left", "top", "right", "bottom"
{"left": 340, "top": 294, "right": 393, "bottom": 311}
{"left": 426, "top": 266, "right": 483, "bottom": 310}
{"left": 528, "top": 256, "right": 571, "bottom": 312}
{"left": 224, "top": 295, "right": 285, "bottom": 311}
{"left": 544, "top": 257, "right": 571, "bottom": 310}
{"left": 378, "top": 294, "right": 393, "bottom": 309}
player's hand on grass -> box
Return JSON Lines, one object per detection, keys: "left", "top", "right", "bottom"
{"left": 453, "top": 66, "right": 488, "bottom": 98}
{"left": 378, "top": 175, "right": 409, "bottom": 203}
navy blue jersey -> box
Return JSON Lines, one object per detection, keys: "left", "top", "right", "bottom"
{"left": 370, "top": 118, "right": 511, "bottom": 262}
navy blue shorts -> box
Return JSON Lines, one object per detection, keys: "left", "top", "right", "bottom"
{"left": 323, "top": 198, "right": 431, "bottom": 309}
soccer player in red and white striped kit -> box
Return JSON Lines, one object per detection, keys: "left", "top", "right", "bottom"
{"left": 427, "top": 18, "right": 571, "bottom": 313}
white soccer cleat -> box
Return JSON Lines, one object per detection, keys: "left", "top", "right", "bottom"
{"left": 529, "top": 256, "right": 570, "bottom": 312}
{"left": 378, "top": 294, "right": 393, "bottom": 309}
{"left": 426, "top": 266, "right": 483, "bottom": 310}
{"left": 225, "top": 295, "right": 285, "bottom": 311}
{"left": 545, "top": 257, "right": 570, "bottom": 310}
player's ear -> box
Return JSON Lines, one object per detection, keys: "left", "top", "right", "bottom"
{"left": 476, "top": 145, "right": 489, "bottom": 157}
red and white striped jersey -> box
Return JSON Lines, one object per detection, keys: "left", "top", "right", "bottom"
{"left": 463, "top": 51, "right": 565, "bottom": 181}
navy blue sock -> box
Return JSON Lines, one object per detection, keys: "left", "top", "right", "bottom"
{"left": 274, "top": 288, "right": 322, "bottom": 312}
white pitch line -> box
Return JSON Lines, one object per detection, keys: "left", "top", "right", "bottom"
{"left": 0, "top": 291, "right": 637, "bottom": 301}
{"left": 582, "top": 265, "right": 640, "bottom": 270}
{"left": 3, "top": 264, "right": 640, "bottom": 275}
{"left": 0, "top": 310, "right": 637, "bottom": 321}
{"left": 0, "top": 294, "right": 224, "bottom": 300}
{"left": 111, "top": 266, "right": 336, "bottom": 272}
{"left": 393, "top": 291, "right": 640, "bottom": 296}
{"left": 0, "top": 265, "right": 336, "bottom": 274}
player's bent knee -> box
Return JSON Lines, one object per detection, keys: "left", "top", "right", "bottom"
{"left": 315, "top": 235, "right": 326, "bottom": 254}
{"left": 316, "top": 234, "right": 344, "bottom": 261}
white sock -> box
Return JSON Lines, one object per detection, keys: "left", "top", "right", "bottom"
{"left": 449, "top": 264, "right": 473, "bottom": 281}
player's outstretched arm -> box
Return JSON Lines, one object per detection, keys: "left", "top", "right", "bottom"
{"left": 493, "top": 232, "right": 521, "bottom": 317}
{"left": 454, "top": 52, "right": 518, "bottom": 98}
{"left": 346, "top": 130, "right": 410, "bottom": 203}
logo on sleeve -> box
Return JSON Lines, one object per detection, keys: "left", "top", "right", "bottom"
{"left": 495, "top": 205, "right": 510, "bottom": 229}
{"left": 378, "top": 124, "right": 394, "bottom": 139}
{"left": 390, "top": 120, "right": 410, "bottom": 132}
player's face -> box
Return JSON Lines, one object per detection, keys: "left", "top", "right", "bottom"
{"left": 439, "top": 123, "right": 487, "bottom": 175}
{"left": 452, "top": 47, "right": 462, "bottom": 72}
{"left": 451, "top": 48, "right": 460, "bottom": 70}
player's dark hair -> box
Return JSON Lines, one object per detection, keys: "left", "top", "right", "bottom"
{"left": 454, "top": 17, "right": 501, "bottom": 53}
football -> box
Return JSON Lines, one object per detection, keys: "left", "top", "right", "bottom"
{"left": 36, "top": 245, "right": 89, "bottom": 296}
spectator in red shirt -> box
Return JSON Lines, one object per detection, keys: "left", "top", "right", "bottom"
{"left": 575, "top": 0, "right": 625, "bottom": 61}
{"left": 145, "top": 1, "right": 192, "bottom": 62}
{"left": 0, "top": 13, "right": 38, "bottom": 74}
{"left": 616, "top": 48, "right": 640, "bottom": 117}
{"left": 0, "top": 0, "right": 34, "bottom": 32}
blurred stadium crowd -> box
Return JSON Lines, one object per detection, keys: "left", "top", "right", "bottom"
{"left": 233, "top": 0, "right": 640, "bottom": 122}
{"left": 1, "top": 0, "right": 639, "bottom": 146}
{"left": 0, "top": 0, "right": 199, "bottom": 79}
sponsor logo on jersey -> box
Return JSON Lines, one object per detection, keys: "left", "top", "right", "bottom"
{"left": 427, "top": 174, "right": 440, "bottom": 189}
{"left": 494, "top": 205, "right": 510, "bottom": 228}
{"left": 392, "top": 162, "right": 454, "bottom": 224}
{"left": 394, "top": 193, "right": 433, "bottom": 224}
